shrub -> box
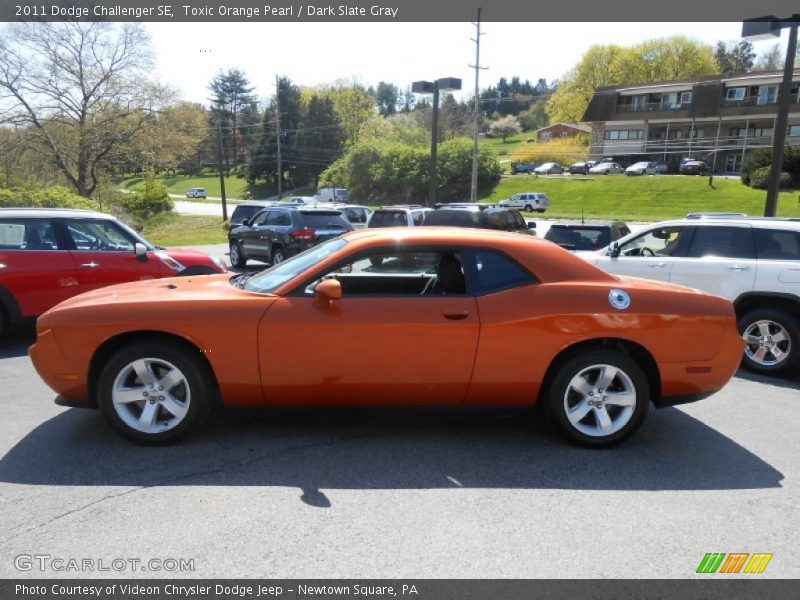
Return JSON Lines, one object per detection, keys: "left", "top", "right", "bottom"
{"left": 741, "top": 146, "right": 800, "bottom": 187}
{"left": 749, "top": 166, "right": 792, "bottom": 190}
{"left": 0, "top": 185, "right": 97, "bottom": 210}
{"left": 115, "top": 178, "right": 173, "bottom": 226}
{"left": 512, "top": 137, "right": 589, "bottom": 166}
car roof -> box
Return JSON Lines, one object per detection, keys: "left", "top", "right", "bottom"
{"left": 549, "top": 220, "right": 624, "bottom": 227}
{"left": 621, "top": 217, "right": 800, "bottom": 234}
{"left": 0, "top": 207, "right": 114, "bottom": 220}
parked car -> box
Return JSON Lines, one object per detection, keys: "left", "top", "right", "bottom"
{"left": 578, "top": 215, "right": 800, "bottom": 376}
{"left": 319, "top": 204, "right": 373, "bottom": 229}
{"left": 422, "top": 205, "right": 536, "bottom": 235}
{"left": 679, "top": 159, "right": 710, "bottom": 175}
{"left": 544, "top": 221, "right": 631, "bottom": 251}
{"left": 534, "top": 162, "right": 564, "bottom": 175}
{"left": 282, "top": 196, "right": 318, "bottom": 206}
{"left": 625, "top": 161, "right": 657, "bottom": 176}
{"left": 228, "top": 201, "right": 278, "bottom": 233}
{"left": 228, "top": 206, "right": 353, "bottom": 267}
{"left": 0, "top": 208, "right": 226, "bottom": 338}
{"left": 510, "top": 162, "right": 539, "bottom": 174}
{"left": 366, "top": 206, "right": 432, "bottom": 228}
{"left": 568, "top": 161, "right": 596, "bottom": 175}
{"left": 589, "top": 162, "right": 624, "bottom": 175}
{"left": 30, "top": 227, "right": 742, "bottom": 446}
{"left": 313, "top": 188, "right": 349, "bottom": 204}
{"left": 185, "top": 187, "right": 207, "bottom": 199}
{"left": 499, "top": 192, "right": 551, "bottom": 213}
{"left": 652, "top": 161, "right": 670, "bottom": 174}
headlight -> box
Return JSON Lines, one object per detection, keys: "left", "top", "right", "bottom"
{"left": 156, "top": 252, "right": 185, "bottom": 272}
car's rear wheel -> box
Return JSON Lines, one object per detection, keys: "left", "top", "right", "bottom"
{"left": 271, "top": 246, "right": 286, "bottom": 264}
{"left": 229, "top": 240, "right": 246, "bottom": 267}
{"left": 97, "top": 341, "right": 213, "bottom": 444}
{"left": 544, "top": 350, "right": 649, "bottom": 447}
{"left": 0, "top": 309, "right": 6, "bottom": 339}
{"left": 738, "top": 308, "right": 800, "bottom": 376}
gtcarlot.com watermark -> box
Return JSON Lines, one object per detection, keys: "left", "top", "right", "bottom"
{"left": 14, "top": 554, "right": 195, "bottom": 573}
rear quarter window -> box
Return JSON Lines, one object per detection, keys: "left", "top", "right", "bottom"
{"left": 686, "top": 226, "right": 755, "bottom": 259}
{"left": 300, "top": 213, "right": 350, "bottom": 229}
{"left": 754, "top": 228, "right": 800, "bottom": 260}
{"left": 466, "top": 249, "right": 537, "bottom": 294}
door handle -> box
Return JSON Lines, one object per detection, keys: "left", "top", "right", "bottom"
{"left": 80, "top": 262, "right": 100, "bottom": 268}
{"left": 442, "top": 309, "right": 469, "bottom": 320}
{"left": 647, "top": 262, "right": 667, "bottom": 268}
{"left": 726, "top": 264, "right": 750, "bottom": 271}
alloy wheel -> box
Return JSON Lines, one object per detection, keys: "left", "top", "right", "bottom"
{"left": 742, "top": 319, "right": 791, "bottom": 368}
{"left": 563, "top": 363, "right": 637, "bottom": 438}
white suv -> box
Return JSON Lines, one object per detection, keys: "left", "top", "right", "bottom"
{"left": 499, "top": 192, "right": 551, "bottom": 213}
{"left": 367, "top": 205, "right": 432, "bottom": 228}
{"left": 578, "top": 215, "right": 800, "bottom": 376}
{"left": 185, "top": 187, "right": 207, "bottom": 198}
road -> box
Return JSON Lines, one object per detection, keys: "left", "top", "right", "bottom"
{"left": 0, "top": 327, "right": 797, "bottom": 579}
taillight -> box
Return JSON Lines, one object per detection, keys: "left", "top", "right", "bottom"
{"left": 292, "top": 228, "right": 315, "bottom": 240}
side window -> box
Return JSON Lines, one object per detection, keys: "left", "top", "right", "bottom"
{"left": 619, "top": 226, "right": 688, "bottom": 257}
{"left": 268, "top": 211, "right": 291, "bottom": 226}
{"left": 686, "top": 226, "right": 755, "bottom": 259}
{"left": 66, "top": 220, "right": 135, "bottom": 252}
{"left": 487, "top": 211, "right": 504, "bottom": 230}
{"left": 466, "top": 249, "right": 536, "bottom": 294}
{"left": 344, "top": 208, "right": 366, "bottom": 224}
{"left": 251, "top": 210, "right": 269, "bottom": 226}
{"left": 305, "top": 250, "right": 455, "bottom": 296}
{"left": 754, "top": 229, "right": 800, "bottom": 260}
{"left": 0, "top": 219, "right": 58, "bottom": 250}
{"left": 411, "top": 211, "right": 426, "bottom": 226}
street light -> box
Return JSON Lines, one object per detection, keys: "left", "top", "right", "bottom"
{"left": 742, "top": 15, "right": 799, "bottom": 217}
{"left": 412, "top": 77, "right": 462, "bottom": 206}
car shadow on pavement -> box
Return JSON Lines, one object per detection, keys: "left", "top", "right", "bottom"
{"left": 0, "top": 328, "right": 35, "bottom": 359}
{"left": 734, "top": 369, "right": 800, "bottom": 391}
{"left": 0, "top": 404, "right": 783, "bottom": 507}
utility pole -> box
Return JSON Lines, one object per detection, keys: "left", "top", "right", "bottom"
{"left": 469, "top": 7, "right": 487, "bottom": 203}
{"left": 275, "top": 75, "right": 283, "bottom": 198}
{"left": 216, "top": 126, "right": 228, "bottom": 221}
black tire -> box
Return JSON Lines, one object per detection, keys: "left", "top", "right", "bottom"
{"left": 97, "top": 341, "right": 214, "bottom": 445}
{"left": 738, "top": 307, "right": 800, "bottom": 376}
{"left": 0, "top": 309, "right": 6, "bottom": 340}
{"left": 524, "top": 204, "right": 533, "bottom": 212}
{"left": 271, "top": 246, "right": 287, "bottom": 265}
{"left": 543, "top": 349, "right": 649, "bottom": 448}
{"left": 229, "top": 240, "right": 246, "bottom": 268}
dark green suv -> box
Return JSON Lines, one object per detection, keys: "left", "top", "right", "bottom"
{"left": 228, "top": 207, "right": 353, "bottom": 267}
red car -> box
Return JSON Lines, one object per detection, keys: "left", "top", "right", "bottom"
{"left": 0, "top": 208, "right": 226, "bottom": 337}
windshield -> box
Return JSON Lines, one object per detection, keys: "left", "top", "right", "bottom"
{"left": 369, "top": 211, "right": 408, "bottom": 227}
{"left": 242, "top": 238, "right": 348, "bottom": 294}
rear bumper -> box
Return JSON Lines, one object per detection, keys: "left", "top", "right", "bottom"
{"left": 29, "top": 329, "right": 90, "bottom": 404}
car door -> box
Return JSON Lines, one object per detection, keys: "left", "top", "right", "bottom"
{"left": 592, "top": 225, "right": 691, "bottom": 282}
{"left": 241, "top": 210, "right": 270, "bottom": 257}
{"left": 0, "top": 217, "right": 79, "bottom": 317}
{"left": 257, "top": 247, "right": 480, "bottom": 406}
{"left": 668, "top": 224, "right": 756, "bottom": 300}
{"left": 63, "top": 218, "right": 162, "bottom": 293}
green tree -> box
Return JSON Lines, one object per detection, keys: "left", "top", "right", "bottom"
{"left": 375, "top": 81, "right": 400, "bottom": 117}
{"left": 0, "top": 22, "right": 164, "bottom": 197}
{"left": 755, "top": 43, "right": 783, "bottom": 71}
{"left": 518, "top": 99, "right": 548, "bottom": 131}
{"left": 208, "top": 68, "right": 258, "bottom": 168}
{"left": 547, "top": 37, "right": 718, "bottom": 124}
{"left": 249, "top": 77, "right": 303, "bottom": 185}
{"left": 715, "top": 40, "right": 756, "bottom": 75}
{"left": 292, "top": 93, "right": 345, "bottom": 187}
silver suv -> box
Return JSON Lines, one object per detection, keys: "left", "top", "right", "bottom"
{"left": 579, "top": 214, "right": 800, "bottom": 376}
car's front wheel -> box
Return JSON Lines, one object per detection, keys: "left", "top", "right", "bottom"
{"left": 524, "top": 204, "right": 533, "bottom": 212}
{"left": 271, "top": 246, "right": 287, "bottom": 264}
{"left": 229, "top": 240, "right": 246, "bottom": 267}
{"left": 738, "top": 308, "right": 800, "bottom": 376}
{"left": 97, "top": 341, "right": 214, "bottom": 444}
{"left": 543, "top": 350, "right": 649, "bottom": 447}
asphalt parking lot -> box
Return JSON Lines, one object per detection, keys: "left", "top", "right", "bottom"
{"left": 0, "top": 324, "right": 797, "bottom": 579}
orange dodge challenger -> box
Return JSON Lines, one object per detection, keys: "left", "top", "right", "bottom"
{"left": 30, "top": 228, "right": 743, "bottom": 447}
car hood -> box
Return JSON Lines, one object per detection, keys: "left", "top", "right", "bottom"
{"left": 161, "top": 247, "right": 223, "bottom": 269}
{"left": 44, "top": 274, "right": 264, "bottom": 315}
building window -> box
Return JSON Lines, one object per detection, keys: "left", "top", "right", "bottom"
{"left": 726, "top": 88, "right": 746, "bottom": 101}
{"left": 750, "top": 127, "right": 773, "bottom": 138}
{"left": 540, "top": 131, "right": 552, "bottom": 140}
{"left": 560, "top": 131, "right": 569, "bottom": 138}
{"left": 789, "top": 125, "right": 800, "bottom": 137}
{"left": 605, "top": 129, "right": 643, "bottom": 140}
{"left": 680, "top": 91, "right": 693, "bottom": 105}
{"left": 757, "top": 85, "right": 778, "bottom": 105}
{"left": 669, "top": 129, "right": 685, "bottom": 139}
{"left": 729, "top": 127, "right": 745, "bottom": 138}
{"left": 690, "top": 128, "right": 705, "bottom": 139}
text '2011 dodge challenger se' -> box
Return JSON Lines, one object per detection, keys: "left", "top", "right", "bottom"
{"left": 30, "top": 228, "right": 743, "bottom": 447}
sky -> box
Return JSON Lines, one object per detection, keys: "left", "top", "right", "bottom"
{"left": 146, "top": 22, "right": 793, "bottom": 106}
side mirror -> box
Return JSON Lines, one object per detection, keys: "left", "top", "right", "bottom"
{"left": 242, "top": 218, "right": 251, "bottom": 227}
{"left": 609, "top": 242, "right": 621, "bottom": 258}
{"left": 134, "top": 242, "right": 148, "bottom": 261}
{"left": 313, "top": 278, "right": 342, "bottom": 308}
{"left": 527, "top": 221, "right": 536, "bottom": 229}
